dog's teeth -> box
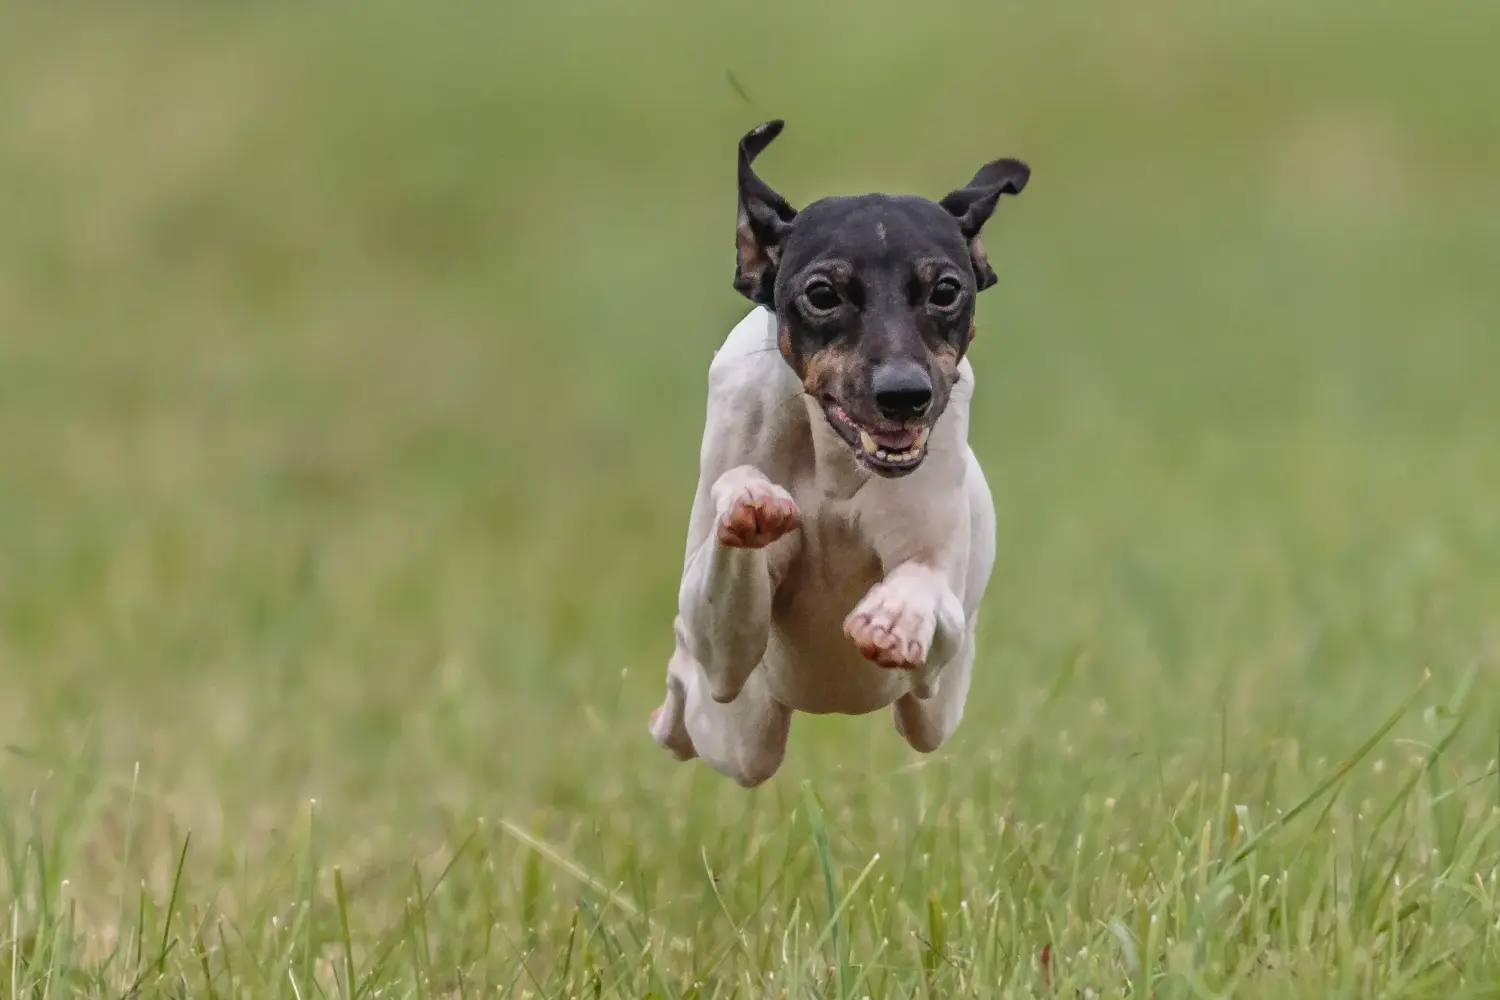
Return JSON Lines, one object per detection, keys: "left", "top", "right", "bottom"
{"left": 915, "top": 427, "right": 930, "bottom": 448}
{"left": 876, "top": 449, "right": 891, "bottom": 461}
{"left": 859, "top": 431, "right": 878, "bottom": 454}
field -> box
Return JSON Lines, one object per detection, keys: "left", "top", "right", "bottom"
{"left": 3, "top": 1, "right": 1500, "bottom": 996}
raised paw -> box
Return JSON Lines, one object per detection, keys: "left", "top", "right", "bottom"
{"left": 844, "top": 581, "right": 937, "bottom": 670}
{"left": 714, "top": 473, "right": 802, "bottom": 549}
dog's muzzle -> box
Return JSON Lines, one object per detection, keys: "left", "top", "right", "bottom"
{"left": 822, "top": 399, "right": 932, "bottom": 476}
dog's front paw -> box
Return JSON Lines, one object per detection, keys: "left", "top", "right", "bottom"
{"left": 712, "top": 467, "right": 802, "bottom": 549}
{"left": 844, "top": 581, "right": 936, "bottom": 670}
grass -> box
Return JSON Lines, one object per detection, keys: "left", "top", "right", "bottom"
{"left": 2, "top": 0, "right": 1500, "bottom": 995}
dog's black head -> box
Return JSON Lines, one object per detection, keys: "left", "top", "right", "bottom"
{"left": 733, "top": 120, "right": 1029, "bottom": 477}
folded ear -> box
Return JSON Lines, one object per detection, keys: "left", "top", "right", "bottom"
{"left": 734, "top": 120, "right": 798, "bottom": 306}
{"left": 939, "top": 158, "right": 1030, "bottom": 291}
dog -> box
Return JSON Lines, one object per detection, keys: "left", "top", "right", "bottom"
{"left": 648, "top": 120, "right": 1030, "bottom": 787}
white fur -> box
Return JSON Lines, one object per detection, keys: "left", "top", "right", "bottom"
{"left": 649, "top": 307, "right": 996, "bottom": 787}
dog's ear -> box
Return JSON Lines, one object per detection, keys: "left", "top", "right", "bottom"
{"left": 734, "top": 120, "right": 798, "bottom": 306}
{"left": 939, "top": 158, "right": 1029, "bottom": 291}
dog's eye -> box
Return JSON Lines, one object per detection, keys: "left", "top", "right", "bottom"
{"left": 929, "top": 278, "right": 962, "bottom": 309}
{"left": 804, "top": 280, "right": 841, "bottom": 312}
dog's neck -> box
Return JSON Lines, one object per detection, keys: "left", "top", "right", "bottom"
{"left": 799, "top": 395, "right": 876, "bottom": 500}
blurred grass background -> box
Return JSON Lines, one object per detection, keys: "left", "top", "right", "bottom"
{"left": 2, "top": 0, "right": 1500, "bottom": 994}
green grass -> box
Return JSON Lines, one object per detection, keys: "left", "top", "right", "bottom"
{"left": 3, "top": 0, "right": 1500, "bottom": 995}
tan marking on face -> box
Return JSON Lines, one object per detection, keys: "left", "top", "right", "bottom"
{"left": 778, "top": 325, "right": 792, "bottom": 361}
{"left": 932, "top": 341, "right": 963, "bottom": 383}
{"left": 968, "top": 320, "right": 976, "bottom": 343}
{"left": 800, "top": 342, "right": 859, "bottom": 397}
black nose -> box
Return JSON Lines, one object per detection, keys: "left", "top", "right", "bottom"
{"left": 872, "top": 361, "right": 933, "bottom": 420}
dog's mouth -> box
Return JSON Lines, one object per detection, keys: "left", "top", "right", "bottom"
{"left": 821, "top": 397, "right": 931, "bottom": 477}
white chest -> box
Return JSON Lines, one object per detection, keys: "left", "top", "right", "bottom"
{"left": 760, "top": 489, "right": 910, "bottom": 715}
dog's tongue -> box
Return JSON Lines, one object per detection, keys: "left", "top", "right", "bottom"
{"left": 870, "top": 427, "right": 920, "bottom": 450}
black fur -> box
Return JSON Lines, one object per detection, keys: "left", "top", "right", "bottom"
{"left": 732, "top": 120, "right": 1030, "bottom": 477}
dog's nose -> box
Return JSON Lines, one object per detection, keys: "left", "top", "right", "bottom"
{"left": 872, "top": 361, "right": 933, "bottom": 420}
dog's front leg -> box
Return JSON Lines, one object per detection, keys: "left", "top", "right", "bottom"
{"left": 844, "top": 562, "right": 974, "bottom": 753}
{"left": 679, "top": 465, "right": 801, "bottom": 703}
{"left": 843, "top": 562, "right": 967, "bottom": 700}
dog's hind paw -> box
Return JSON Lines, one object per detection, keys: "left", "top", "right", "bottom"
{"left": 712, "top": 468, "right": 802, "bottom": 549}
{"left": 649, "top": 704, "right": 696, "bottom": 761}
{"left": 844, "top": 581, "right": 936, "bottom": 671}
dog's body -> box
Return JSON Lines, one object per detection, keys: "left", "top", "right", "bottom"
{"left": 649, "top": 122, "right": 1028, "bottom": 787}
{"left": 647, "top": 307, "right": 996, "bottom": 785}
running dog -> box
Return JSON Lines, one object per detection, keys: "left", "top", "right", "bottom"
{"left": 649, "top": 120, "right": 1030, "bottom": 786}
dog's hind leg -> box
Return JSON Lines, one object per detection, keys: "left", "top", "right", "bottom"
{"left": 650, "top": 617, "right": 792, "bottom": 786}
{"left": 681, "top": 655, "right": 792, "bottom": 788}
{"left": 648, "top": 621, "right": 699, "bottom": 761}
{"left": 891, "top": 618, "right": 976, "bottom": 753}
